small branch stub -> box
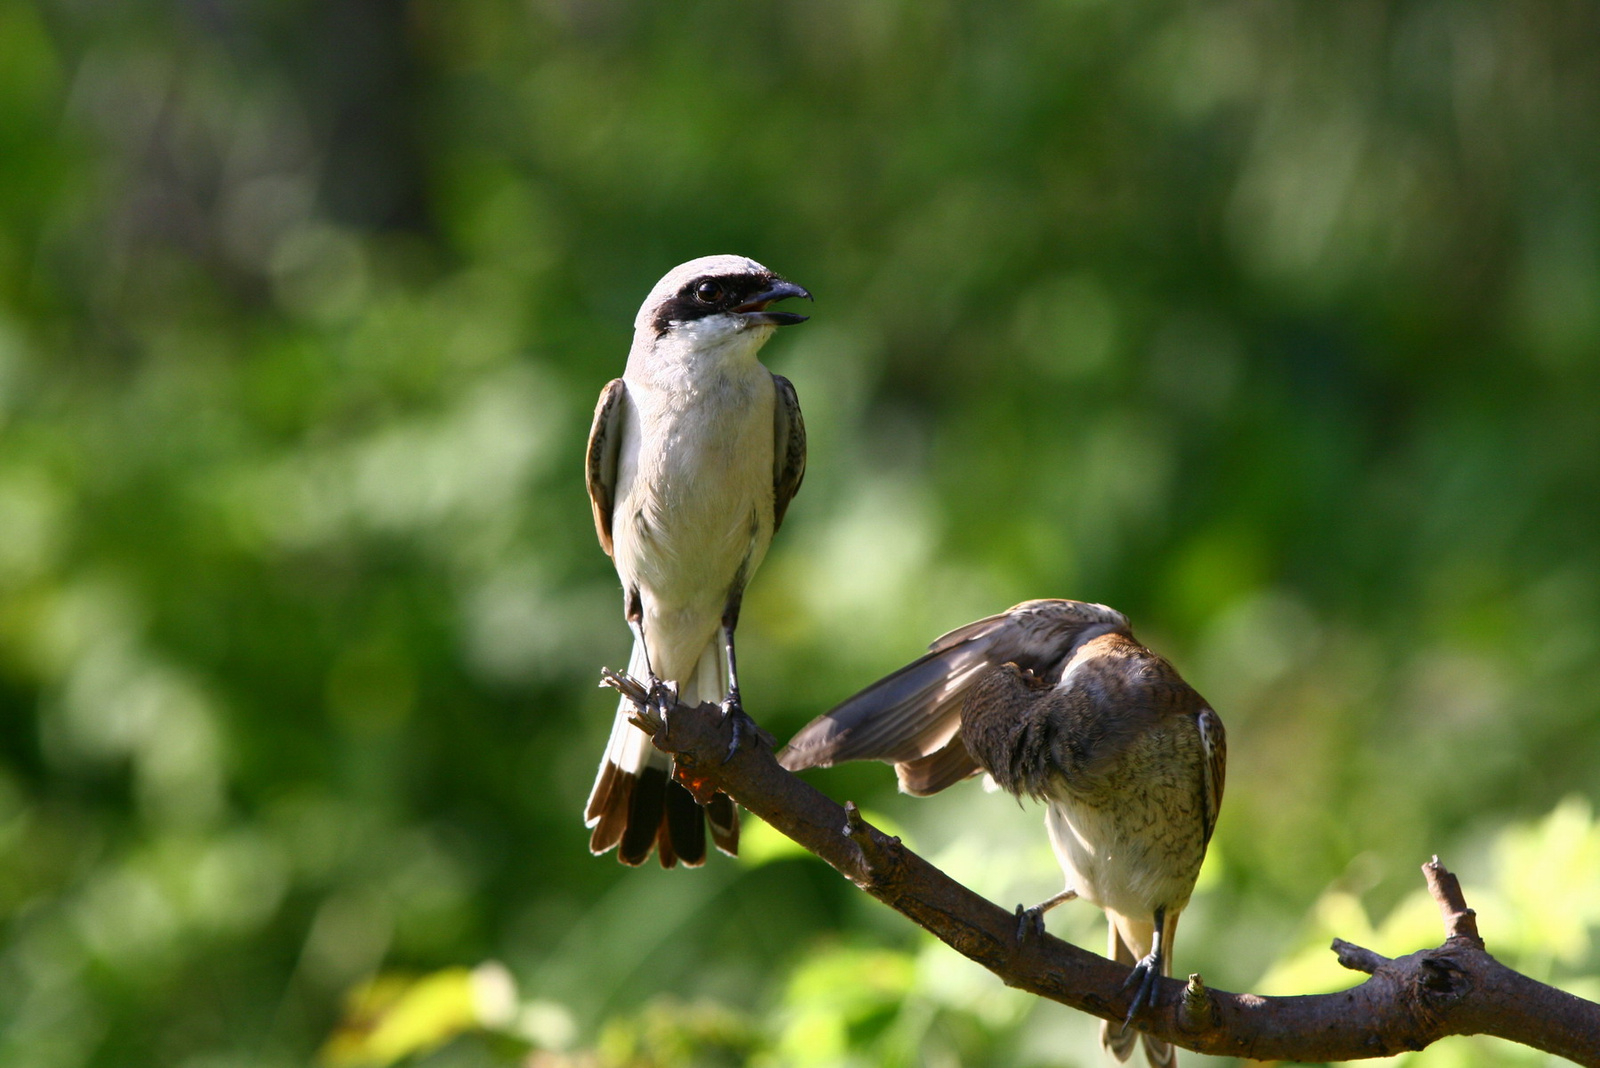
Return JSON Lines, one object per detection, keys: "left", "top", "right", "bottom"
{"left": 599, "top": 666, "right": 650, "bottom": 706}
{"left": 1181, "top": 973, "right": 1215, "bottom": 1029}
{"left": 843, "top": 801, "right": 903, "bottom": 882}
{"left": 1332, "top": 939, "right": 1389, "bottom": 975}
{"left": 1424, "top": 855, "right": 1484, "bottom": 949}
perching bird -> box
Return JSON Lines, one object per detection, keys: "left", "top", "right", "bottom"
{"left": 584, "top": 255, "right": 809, "bottom": 868}
{"left": 779, "top": 600, "right": 1225, "bottom": 1067}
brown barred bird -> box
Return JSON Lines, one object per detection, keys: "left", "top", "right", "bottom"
{"left": 779, "top": 600, "right": 1225, "bottom": 1067}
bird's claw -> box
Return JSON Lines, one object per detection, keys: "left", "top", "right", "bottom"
{"left": 646, "top": 675, "right": 677, "bottom": 720}
{"left": 1014, "top": 903, "right": 1048, "bottom": 944}
{"left": 1120, "top": 952, "right": 1163, "bottom": 1031}
{"left": 718, "top": 694, "right": 748, "bottom": 763}
{"left": 617, "top": 673, "right": 676, "bottom": 735}
{"left": 1014, "top": 888, "right": 1075, "bottom": 943}
{"left": 643, "top": 674, "right": 675, "bottom": 709}
{"left": 716, "top": 694, "right": 773, "bottom": 763}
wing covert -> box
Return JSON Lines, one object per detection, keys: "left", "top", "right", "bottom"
{"left": 771, "top": 373, "right": 806, "bottom": 532}
{"left": 586, "top": 379, "right": 628, "bottom": 557}
{"left": 1197, "top": 705, "right": 1226, "bottom": 846}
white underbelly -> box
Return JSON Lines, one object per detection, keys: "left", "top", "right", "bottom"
{"left": 610, "top": 384, "right": 776, "bottom": 680}
{"left": 1044, "top": 797, "right": 1194, "bottom": 920}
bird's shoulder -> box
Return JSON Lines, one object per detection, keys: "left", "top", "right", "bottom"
{"left": 1068, "top": 633, "right": 1204, "bottom": 719}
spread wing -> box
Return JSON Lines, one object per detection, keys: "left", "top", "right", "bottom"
{"left": 585, "top": 379, "right": 627, "bottom": 557}
{"left": 775, "top": 617, "right": 1011, "bottom": 773}
{"left": 1197, "top": 705, "right": 1226, "bottom": 846}
{"left": 772, "top": 373, "right": 806, "bottom": 532}
{"left": 777, "top": 600, "right": 1130, "bottom": 793}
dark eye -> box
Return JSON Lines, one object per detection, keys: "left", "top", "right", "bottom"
{"left": 694, "top": 280, "right": 724, "bottom": 304}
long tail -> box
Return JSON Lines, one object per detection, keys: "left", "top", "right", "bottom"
{"left": 1102, "top": 912, "right": 1177, "bottom": 1068}
{"left": 584, "top": 639, "right": 739, "bottom": 867}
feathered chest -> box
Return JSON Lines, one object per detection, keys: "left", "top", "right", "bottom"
{"left": 628, "top": 373, "right": 772, "bottom": 494}
{"left": 610, "top": 370, "right": 778, "bottom": 578}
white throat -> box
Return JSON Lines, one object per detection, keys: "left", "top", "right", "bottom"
{"left": 627, "top": 316, "right": 776, "bottom": 386}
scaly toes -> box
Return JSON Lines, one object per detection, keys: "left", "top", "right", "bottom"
{"left": 719, "top": 697, "right": 747, "bottom": 762}
{"left": 1014, "top": 904, "right": 1048, "bottom": 944}
{"left": 646, "top": 677, "right": 678, "bottom": 721}
{"left": 1120, "top": 955, "right": 1163, "bottom": 1030}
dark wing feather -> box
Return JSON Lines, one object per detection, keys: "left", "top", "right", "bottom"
{"left": 771, "top": 373, "right": 806, "bottom": 532}
{"left": 777, "top": 601, "right": 1132, "bottom": 778}
{"left": 776, "top": 615, "right": 1015, "bottom": 772}
{"left": 585, "top": 378, "right": 627, "bottom": 557}
{"left": 1197, "top": 705, "right": 1226, "bottom": 846}
{"left": 894, "top": 737, "right": 982, "bottom": 796}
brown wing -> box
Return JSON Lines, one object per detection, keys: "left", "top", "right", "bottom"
{"left": 930, "top": 599, "right": 1129, "bottom": 665}
{"left": 585, "top": 378, "right": 627, "bottom": 557}
{"left": 776, "top": 612, "right": 1019, "bottom": 772}
{"left": 1197, "top": 705, "right": 1226, "bottom": 846}
{"left": 771, "top": 373, "right": 806, "bottom": 532}
{"left": 894, "top": 736, "right": 981, "bottom": 796}
{"left": 777, "top": 599, "right": 1129, "bottom": 783}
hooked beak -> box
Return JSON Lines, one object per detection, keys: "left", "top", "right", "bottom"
{"left": 736, "top": 279, "right": 813, "bottom": 326}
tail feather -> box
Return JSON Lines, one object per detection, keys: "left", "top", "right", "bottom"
{"left": 1141, "top": 1034, "right": 1176, "bottom": 1068}
{"left": 585, "top": 760, "right": 631, "bottom": 855}
{"left": 707, "top": 792, "right": 739, "bottom": 856}
{"left": 585, "top": 638, "right": 740, "bottom": 867}
{"left": 1102, "top": 921, "right": 1140, "bottom": 1064}
{"left": 1102, "top": 912, "right": 1178, "bottom": 1068}
{"left": 664, "top": 777, "right": 707, "bottom": 867}
{"left": 618, "top": 765, "right": 669, "bottom": 866}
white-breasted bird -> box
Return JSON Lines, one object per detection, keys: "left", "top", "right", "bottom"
{"left": 584, "top": 254, "right": 809, "bottom": 867}
{"left": 779, "top": 600, "right": 1225, "bottom": 1067}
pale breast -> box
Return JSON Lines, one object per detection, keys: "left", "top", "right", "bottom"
{"left": 1043, "top": 720, "right": 1210, "bottom": 917}
{"left": 611, "top": 371, "right": 778, "bottom": 614}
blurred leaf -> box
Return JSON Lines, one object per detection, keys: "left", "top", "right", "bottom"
{"left": 321, "top": 962, "right": 522, "bottom": 1068}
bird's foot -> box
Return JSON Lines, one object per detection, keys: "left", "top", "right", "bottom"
{"left": 643, "top": 674, "right": 675, "bottom": 709}
{"left": 717, "top": 694, "right": 773, "bottom": 763}
{"left": 1014, "top": 904, "right": 1048, "bottom": 944}
{"left": 718, "top": 694, "right": 749, "bottom": 763}
{"left": 618, "top": 674, "right": 676, "bottom": 735}
{"left": 646, "top": 676, "right": 678, "bottom": 723}
{"left": 1013, "top": 888, "right": 1076, "bottom": 944}
{"left": 1120, "top": 950, "right": 1163, "bottom": 1031}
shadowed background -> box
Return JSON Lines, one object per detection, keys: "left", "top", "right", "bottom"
{"left": 0, "top": 1, "right": 1597, "bottom": 1065}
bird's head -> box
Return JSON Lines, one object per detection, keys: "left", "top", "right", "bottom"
{"left": 633, "top": 255, "right": 812, "bottom": 366}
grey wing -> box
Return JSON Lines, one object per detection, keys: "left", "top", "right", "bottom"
{"left": 962, "top": 599, "right": 1131, "bottom": 664}
{"left": 586, "top": 379, "right": 627, "bottom": 557}
{"left": 777, "top": 606, "right": 1058, "bottom": 774}
{"left": 1197, "top": 705, "right": 1226, "bottom": 846}
{"left": 776, "top": 599, "right": 1133, "bottom": 785}
{"left": 776, "top": 626, "right": 1009, "bottom": 772}
{"left": 771, "top": 373, "right": 806, "bottom": 532}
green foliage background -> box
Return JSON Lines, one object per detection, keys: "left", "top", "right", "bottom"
{"left": 0, "top": 1, "right": 1597, "bottom": 1065}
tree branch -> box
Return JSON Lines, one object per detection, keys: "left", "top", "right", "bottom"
{"left": 607, "top": 675, "right": 1600, "bottom": 1065}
